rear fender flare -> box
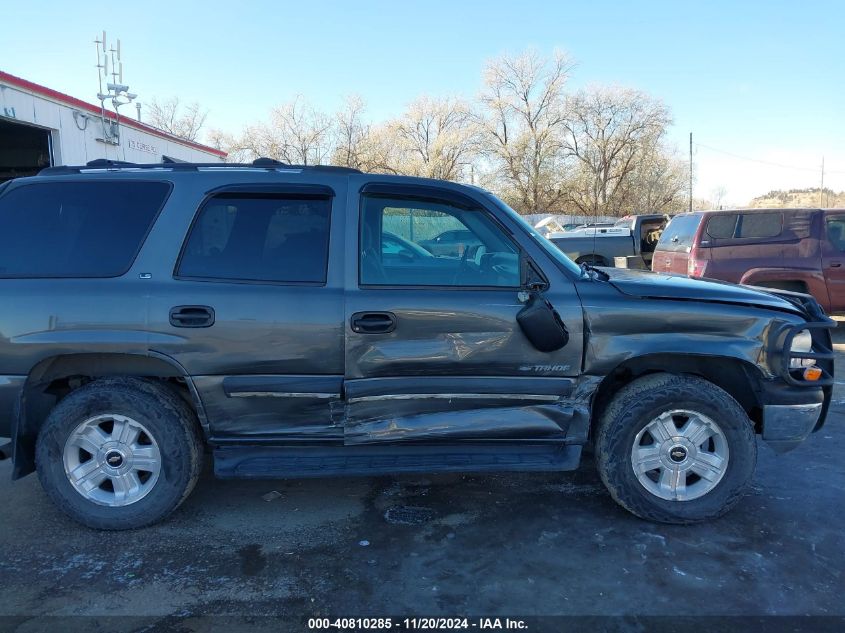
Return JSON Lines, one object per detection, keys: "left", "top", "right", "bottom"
{"left": 11, "top": 352, "right": 206, "bottom": 479}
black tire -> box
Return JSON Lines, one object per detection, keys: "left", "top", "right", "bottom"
{"left": 35, "top": 376, "right": 203, "bottom": 530}
{"left": 595, "top": 373, "right": 756, "bottom": 524}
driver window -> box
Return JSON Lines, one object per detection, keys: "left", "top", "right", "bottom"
{"left": 360, "top": 195, "right": 520, "bottom": 287}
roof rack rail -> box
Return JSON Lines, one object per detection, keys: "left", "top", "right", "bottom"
{"left": 252, "top": 157, "right": 285, "bottom": 167}
{"left": 38, "top": 156, "right": 362, "bottom": 176}
{"left": 86, "top": 159, "right": 137, "bottom": 168}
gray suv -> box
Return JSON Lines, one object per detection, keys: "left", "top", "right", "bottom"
{"left": 0, "top": 159, "right": 835, "bottom": 529}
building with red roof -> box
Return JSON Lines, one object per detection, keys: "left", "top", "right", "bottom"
{"left": 0, "top": 70, "right": 226, "bottom": 181}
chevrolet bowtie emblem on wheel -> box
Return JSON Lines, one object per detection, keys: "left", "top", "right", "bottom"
{"left": 669, "top": 447, "right": 687, "bottom": 462}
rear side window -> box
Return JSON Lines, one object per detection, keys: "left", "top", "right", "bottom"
{"left": 736, "top": 212, "right": 782, "bottom": 239}
{"left": 706, "top": 212, "right": 783, "bottom": 240}
{"left": 656, "top": 214, "right": 702, "bottom": 252}
{"left": 706, "top": 214, "right": 738, "bottom": 239}
{"left": 177, "top": 193, "right": 331, "bottom": 283}
{"left": 0, "top": 181, "right": 169, "bottom": 278}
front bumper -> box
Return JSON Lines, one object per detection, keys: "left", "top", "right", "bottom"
{"left": 759, "top": 295, "right": 835, "bottom": 453}
{"left": 762, "top": 402, "right": 824, "bottom": 453}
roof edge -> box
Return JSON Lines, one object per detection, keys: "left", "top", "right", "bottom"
{"left": 0, "top": 69, "right": 227, "bottom": 158}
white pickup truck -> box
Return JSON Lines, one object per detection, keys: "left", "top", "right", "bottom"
{"left": 549, "top": 214, "right": 668, "bottom": 268}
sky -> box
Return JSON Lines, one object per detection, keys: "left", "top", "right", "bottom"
{"left": 2, "top": 0, "right": 843, "bottom": 205}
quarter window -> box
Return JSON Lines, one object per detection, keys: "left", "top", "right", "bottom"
{"left": 178, "top": 193, "right": 331, "bottom": 283}
{"left": 736, "top": 212, "right": 782, "bottom": 239}
{"left": 359, "top": 195, "right": 520, "bottom": 287}
{"left": 0, "top": 181, "right": 169, "bottom": 278}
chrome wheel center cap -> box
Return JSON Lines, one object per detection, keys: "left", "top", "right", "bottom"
{"left": 660, "top": 437, "right": 695, "bottom": 469}
{"left": 668, "top": 445, "right": 687, "bottom": 463}
{"left": 105, "top": 450, "right": 125, "bottom": 468}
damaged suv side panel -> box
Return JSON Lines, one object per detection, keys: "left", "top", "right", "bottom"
{"left": 0, "top": 161, "right": 834, "bottom": 529}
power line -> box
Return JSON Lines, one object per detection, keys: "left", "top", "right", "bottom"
{"left": 694, "top": 142, "right": 845, "bottom": 175}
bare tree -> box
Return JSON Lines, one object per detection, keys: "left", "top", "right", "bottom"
{"left": 205, "top": 128, "right": 251, "bottom": 163}
{"left": 237, "top": 96, "right": 334, "bottom": 165}
{"left": 146, "top": 97, "right": 208, "bottom": 142}
{"left": 332, "top": 95, "right": 370, "bottom": 169}
{"left": 479, "top": 49, "right": 575, "bottom": 213}
{"left": 710, "top": 186, "right": 727, "bottom": 209}
{"left": 391, "top": 96, "right": 479, "bottom": 181}
{"left": 620, "top": 142, "right": 688, "bottom": 213}
{"left": 202, "top": 47, "right": 690, "bottom": 217}
{"left": 330, "top": 97, "right": 403, "bottom": 173}
{"left": 563, "top": 87, "right": 672, "bottom": 216}
{"left": 354, "top": 123, "right": 405, "bottom": 174}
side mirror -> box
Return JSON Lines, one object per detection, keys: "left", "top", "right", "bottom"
{"left": 516, "top": 292, "right": 569, "bottom": 352}
{"left": 521, "top": 257, "right": 549, "bottom": 293}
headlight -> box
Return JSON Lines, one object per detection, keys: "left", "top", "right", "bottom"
{"left": 790, "top": 330, "right": 815, "bottom": 369}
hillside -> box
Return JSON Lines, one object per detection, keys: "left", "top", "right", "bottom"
{"left": 747, "top": 187, "right": 845, "bottom": 208}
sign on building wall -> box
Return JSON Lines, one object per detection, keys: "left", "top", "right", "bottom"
{"left": 127, "top": 139, "right": 157, "bottom": 154}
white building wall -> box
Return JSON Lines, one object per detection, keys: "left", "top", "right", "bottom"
{"left": 0, "top": 80, "right": 223, "bottom": 165}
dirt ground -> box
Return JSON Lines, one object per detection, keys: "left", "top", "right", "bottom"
{"left": 1, "top": 329, "right": 844, "bottom": 631}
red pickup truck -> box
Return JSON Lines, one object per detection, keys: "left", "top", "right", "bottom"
{"left": 652, "top": 208, "right": 845, "bottom": 314}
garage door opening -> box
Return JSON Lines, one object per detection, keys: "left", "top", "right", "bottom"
{"left": 0, "top": 119, "right": 52, "bottom": 183}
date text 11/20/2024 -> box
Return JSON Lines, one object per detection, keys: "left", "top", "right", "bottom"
{"left": 307, "top": 618, "right": 529, "bottom": 630}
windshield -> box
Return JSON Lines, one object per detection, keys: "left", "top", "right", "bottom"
{"left": 482, "top": 192, "right": 584, "bottom": 277}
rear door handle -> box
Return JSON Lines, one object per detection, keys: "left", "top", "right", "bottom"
{"left": 351, "top": 311, "right": 396, "bottom": 334}
{"left": 170, "top": 305, "right": 215, "bottom": 328}
{"left": 831, "top": 261, "right": 842, "bottom": 268}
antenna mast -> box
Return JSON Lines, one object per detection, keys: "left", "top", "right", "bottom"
{"left": 93, "top": 32, "right": 138, "bottom": 148}
{"left": 820, "top": 157, "right": 825, "bottom": 207}
{"left": 689, "top": 132, "right": 693, "bottom": 213}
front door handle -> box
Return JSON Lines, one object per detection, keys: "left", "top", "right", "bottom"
{"left": 351, "top": 311, "right": 396, "bottom": 334}
{"left": 170, "top": 305, "right": 215, "bottom": 328}
{"left": 831, "top": 261, "right": 842, "bottom": 268}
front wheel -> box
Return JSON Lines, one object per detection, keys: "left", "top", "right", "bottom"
{"left": 595, "top": 373, "right": 756, "bottom": 524}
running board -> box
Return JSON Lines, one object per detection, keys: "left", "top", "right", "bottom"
{"left": 213, "top": 443, "right": 582, "bottom": 479}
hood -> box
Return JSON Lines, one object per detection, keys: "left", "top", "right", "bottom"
{"left": 602, "top": 267, "right": 804, "bottom": 315}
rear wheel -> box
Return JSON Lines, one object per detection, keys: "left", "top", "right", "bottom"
{"left": 36, "top": 377, "right": 202, "bottom": 530}
{"left": 595, "top": 373, "right": 756, "bottom": 524}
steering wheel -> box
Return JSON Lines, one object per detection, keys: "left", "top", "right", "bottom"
{"left": 452, "top": 245, "right": 474, "bottom": 285}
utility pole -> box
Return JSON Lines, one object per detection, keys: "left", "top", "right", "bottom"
{"left": 820, "top": 157, "right": 825, "bottom": 207}
{"left": 689, "top": 133, "right": 693, "bottom": 213}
